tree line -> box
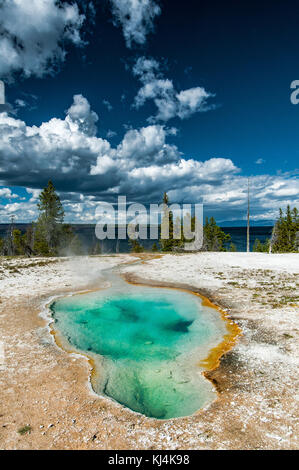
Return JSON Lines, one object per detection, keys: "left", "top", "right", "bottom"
{"left": 252, "top": 206, "right": 299, "bottom": 253}
{"left": 0, "top": 184, "right": 298, "bottom": 256}
{"left": 130, "top": 193, "right": 299, "bottom": 254}
{"left": 130, "top": 192, "right": 235, "bottom": 253}
{"left": 0, "top": 181, "right": 84, "bottom": 256}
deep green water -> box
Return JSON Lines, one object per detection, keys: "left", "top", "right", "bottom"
{"left": 51, "top": 273, "right": 227, "bottom": 419}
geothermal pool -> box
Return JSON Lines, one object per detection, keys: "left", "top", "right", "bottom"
{"left": 51, "top": 270, "right": 228, "bottom": 419}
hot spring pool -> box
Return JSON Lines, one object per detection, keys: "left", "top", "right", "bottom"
{"left": 50, "top": 271, "right": 229, "bottom": 419}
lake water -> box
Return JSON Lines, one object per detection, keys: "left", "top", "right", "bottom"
{"left": 51, "top": 270, "right": 228, "bottom": 419}
{"left": 0, "top": 224, "right": 273, "bottom": 253}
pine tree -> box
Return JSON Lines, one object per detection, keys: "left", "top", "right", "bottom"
{"left": 34, "top": 181, "right": 65, "bottom": 255}
{"left": 129, "top": 238, "right": 143, "bottom": 253}
{"left": 253, "top": 238, "right": 262, "bottom": 252}
{"left": 203, "top": 217, "right": 231, "bottom": 251}
{"left": 271, "top": 206, "right": 298, "bottom": 252}
{"left": 253, "top": 238, "right": 270, "bottom": 252}
{"left": 292, "top": 207, "right": 299, "bottom": 226}
{"left": 58, "top": 224, "right": 84, "bottom": 255}
{"left": 293, "top": 207, "right": 299, "bottom": 250}
{"left": 34, "top": 223, "right": 51, "bottom": 256}
{"left": 12, "top": 229, "right": 25, "bottom": 255}
{"left": 92, "top": 240, "right": 102, "bottom": 255}
{"left": 159, "top": 192, "right": 183, "bottom": 252}
{"left": 24, "top": 224, "right": 35, "bottom": 256}
{"left": 151, "top": 242, "right": 159, "bottom": 252}
{"left": 69, "top": 235, "right": 84, "bottom": 255}
{"left": 229, "top": 242, "right": 237, "bottom": 252}
{"left": 160, "top": 192, "right": 172, "bottom": 251}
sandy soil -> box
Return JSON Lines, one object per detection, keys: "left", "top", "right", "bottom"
{"left": 0, "top": 252, "right": 298, "bottom": 450}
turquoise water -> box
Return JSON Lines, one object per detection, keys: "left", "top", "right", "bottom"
{"left": 51, "top": 272, "right": 227, "bottom": 419}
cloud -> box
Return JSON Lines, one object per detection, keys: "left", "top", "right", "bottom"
{"left": 169, "top": 173, "right": 299, "bottom": 223}
{"left": 0, "top": 187, "right": 19, "bottom": 199}
{"left": 102, "top": 99, "right": 113, "bottom": 111}
{"left": 255, "top": 158, "right": 265, "bottom": 164}
{"left": 0, "top": 198, "right": 38, "bottom": 221}
{"left": 109, "top": 0, "right": 161, "bottom": 48}
{"left": 0, "top": 95, "right": 105, "bottom": 192}
{"left": 26, "top": 187, "right": 41, "bottom": 201}
{"left": 0, "top": 94, "right": 298, "bottom": 223}
{"left": 132, "top": 57, "right": 215, "bottom": 122}
{"left": 0, "top": 0, "right": 86, "bottom": 80}
{"left": 13, "top": 93, "right": 38, "bottom": 113}
{"left": 106, "top": 129, "right": 117, "bottom": 138}
{"left": 0, "top": 94, "right": 236, "bottom": 201}
{"left": 66, "top": 94, "right": 99, "bottom": 136}
{"left": 15, "top": 99, "right": 27, "bottom": 108}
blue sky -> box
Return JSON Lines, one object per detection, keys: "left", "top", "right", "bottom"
{"left": 0, "top": 0, "right": 298, "bottom": 223}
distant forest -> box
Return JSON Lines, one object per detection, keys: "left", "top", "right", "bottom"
{"left": 0, "top": 182, "right": 298, "bottom": 256}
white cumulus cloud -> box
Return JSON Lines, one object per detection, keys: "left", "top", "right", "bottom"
{"left": 66, "top": 94, "right": 99, "bottom": 137}
{"left": 132, "top": 57, "right": 215, "bottom": 122}
{"left": 0, "top": 94, "right": 298, "bottom": 223}
{"left": 109, "top": 0, "right": 161, "bottom": 48}
{"left": 0, "top": 0, "right": 86, "bottom": 79}
{"left": 0, "top": 187, "right": 18, "bottom": 199}
{"left": 0, "top": 94, "right": 237, "bottom": 203}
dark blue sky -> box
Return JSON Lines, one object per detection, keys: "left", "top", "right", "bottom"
{"left": 0, "top": 0, "right": 298, "bottom": 223}
{"left": 8, "top": 0, "right": 299, "bottom": 174}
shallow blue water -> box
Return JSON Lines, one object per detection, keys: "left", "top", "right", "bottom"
{"left": 51, "top": 272, "right": 227, "bottom": 419}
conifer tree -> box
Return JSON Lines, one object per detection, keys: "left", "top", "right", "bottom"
{"left": 24, "top": 224, "right": 35, "bottom": 255}
{"left": 12, "top": 229, "right": 25, "bottom": 255}
{"left": 129, "top": 238, "right": 143, "bottom": 253}
{"left": 34, "top": 181, "right": 65, "bottom": 255}
{"left": 253, "top": 238, "right": 270, "bottom": 252}
{"left": 159, "top": 192, "right": 183, "bottom": 252}
{"left": 160, "top": 192, "right": 172, "bottom": 251}
{"left": 203, "top": 217, "right": 230, "bottom": 251}
{"left": 58, "top": 224, "right": 84, "bottom": 255}
{"left": 271, "top": 206, "right": 298, "bottom": 252}
{"left": 92, "top": 240, "right": 102, "bottom": 255}
{"left": 69, "top": 235, "right": 84, "bottom": 255}
{"left": 253, "top": 238, "right": 262, "bottom": 252}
